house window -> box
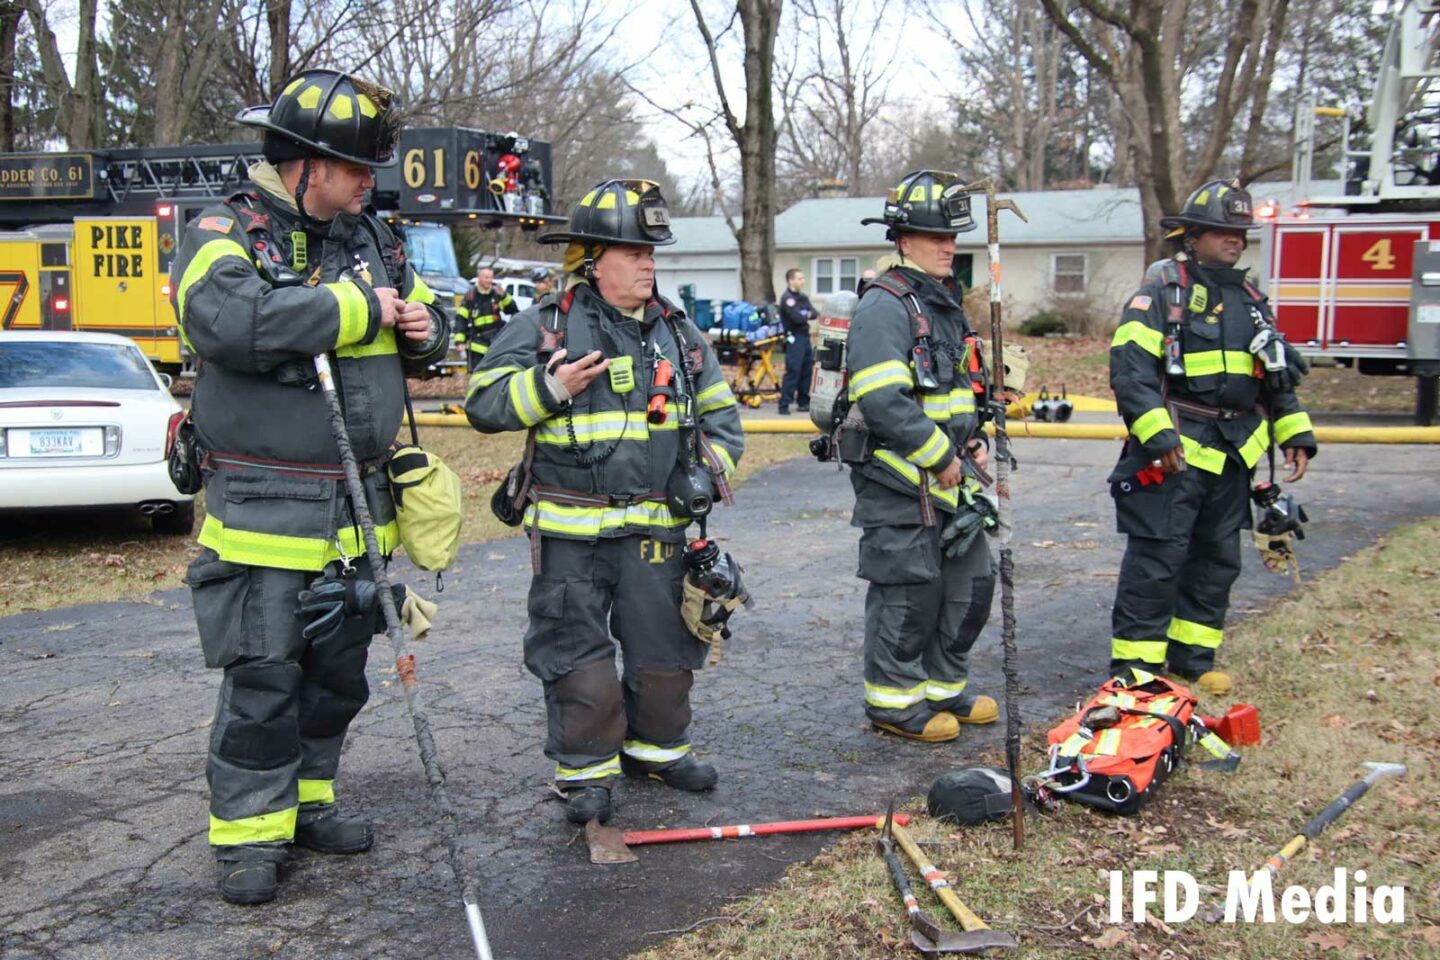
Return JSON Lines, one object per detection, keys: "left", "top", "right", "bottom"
{"left": 1052, "top": 253, "right": 1087, "bottom": 296}
{"left": 813, "top": 256, "right": 858, "bottom": 295}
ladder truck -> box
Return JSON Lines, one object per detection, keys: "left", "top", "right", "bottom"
{"left": 0, "top": 127, "right": 562, "bottom": 376}
{"left": 1266, "top": 0, "right": 1440, "bottom": 423}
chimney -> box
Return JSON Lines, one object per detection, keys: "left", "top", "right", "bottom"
{"left": 815, "top": 178, "right": 848, "bottom": 199}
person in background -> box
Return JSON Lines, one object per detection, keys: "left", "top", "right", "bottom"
{"left": 777, "top": 267, "right": 816, "bottom": 415}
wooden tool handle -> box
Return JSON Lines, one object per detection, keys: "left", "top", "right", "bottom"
{"left": 889, "top": 822, "right": 990, "bottom": 932}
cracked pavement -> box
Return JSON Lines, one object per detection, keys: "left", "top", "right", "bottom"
{"left": 2, "top": 439, "right": 1436, "bottom": 959}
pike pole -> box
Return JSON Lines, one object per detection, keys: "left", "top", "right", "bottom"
{"left": 313, "top": 352, "right": 494, "bottom": 960}
{"left": 961, "top": 179, "right": 1028, "bottom": 850}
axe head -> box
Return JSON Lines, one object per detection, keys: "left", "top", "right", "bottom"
{"left": 586, "top": 819, "right": 637, "bottom": 864}
{"left": 913, "top": 927, "right": 1020, "bottom": 954}
{"left": 1361, "top": 761, "right": 1407, "bottom": 783}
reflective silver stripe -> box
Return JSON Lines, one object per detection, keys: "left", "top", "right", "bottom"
{"left": 555, "top": 755, "right": 621, "bottom": 782}
{"left": 622, "top": 740, "right": 692, "bottom": 763}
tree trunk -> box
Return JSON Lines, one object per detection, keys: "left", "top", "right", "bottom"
{"left": 69, "top": 0, "right": 101, "bottom": 147}
{"left": 0, "top": 2, "right": 20, "bottom": 151}
{"left": 737, "top": 0, "right": 780, "bottom": 304}
{"left": 267, "top": 0, "right": 291, "bottom": 96}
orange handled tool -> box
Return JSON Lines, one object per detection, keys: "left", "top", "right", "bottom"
{"left": 648, "top": 358, "right": 674, "bottom": 425}
{"left": 622, "top": 814, "right": 909, "bottom": 846}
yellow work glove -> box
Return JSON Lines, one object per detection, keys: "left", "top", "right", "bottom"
{"left": 681, "top": 577, "right": 748, "bottom": 665}
{"left": 1001, "top": 343, "right": 1029, "bottom": 395}
{"left": 1253, "top": 529, "right": 1301, "bottom": 585}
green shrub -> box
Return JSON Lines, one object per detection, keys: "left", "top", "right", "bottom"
{"left": 1020, "top": 310, "right": 1068, "bottom": 336}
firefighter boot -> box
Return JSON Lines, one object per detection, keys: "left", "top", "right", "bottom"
{"left": 1194, "top": 671, "right": 1234, "bottom": 696}
{"left": 216, "top": 842, "right": 288, "bottom": 905}
{"left": 873, "top": 709, "right": 961, "bottom": 743}
{"left": 563, "top": 785, "right": 614, "bottom": 825}
{"left": 294, "top": 803, "right": 374, "bottom": 855}
{"left": 934, "top": 690, "right": 1000, "bottom": 725}
{"left": 622, "top": 753, "right": 719, "bottom": 791}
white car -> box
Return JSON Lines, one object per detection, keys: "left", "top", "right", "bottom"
{"left": 500, "top": 276, "right": 536, "bottom": 311}
{"left": 0, "top": 331, "right": 195, "bottom": 534}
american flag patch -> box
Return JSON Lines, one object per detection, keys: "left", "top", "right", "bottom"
{"left": 196, "top": 215, "right": 234, "bottom": 234}
{"left": 1128, "top": 294, "right": 1153, "bottom": 311}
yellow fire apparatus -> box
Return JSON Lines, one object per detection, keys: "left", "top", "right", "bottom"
{"left": 0, "top": 129, "right": 561, "bottom": 375}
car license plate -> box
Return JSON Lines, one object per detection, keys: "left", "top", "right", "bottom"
{"left": 7, "top": 428, "right": 103, "bottom": 457}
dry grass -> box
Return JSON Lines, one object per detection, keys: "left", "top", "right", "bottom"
{"left": 3, "top": 431, "right": 807, "bottom": 616}
{"left": 630, "top": 520, "right": 1440, "bottom": 960}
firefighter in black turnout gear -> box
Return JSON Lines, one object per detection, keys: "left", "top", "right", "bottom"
{"left": 1108, "top": 179, "right": 1317, "bottom": 693}
{"left": 465, "top": 180, "right": 744, "bottom": 826}
{"left": 778, "top": 267, "right": 816, "bottom": 414}
{"left": 170, "top": 69, "right": 449, "bottom": 904}
{"left": 455, "top": 265, "right": 519, "bottom": 370}
{"left": 843, "top": 170, "right": 1009, "bottom": 743}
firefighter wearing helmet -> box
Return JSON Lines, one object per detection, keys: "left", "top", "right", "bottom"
{"left": 842, "top": 170, "right": 1022, "bottom": 743}
{"left": 1107, "top": 178, "right": 1317, "bottom": 693}
{"left": 465, "top": 179, "right": 745, "bottom": 827}
{"left": 169, "top": 68, "right": 449, "bottom": 905}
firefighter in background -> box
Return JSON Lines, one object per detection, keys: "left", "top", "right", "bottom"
{"left": 777, "top": 267, "right": 816, "bottom": 415}
{"left": 844, "top": 170, "right": 1011, "bottom": 743}
{"left": 1108, "top": 179, "right": 1316, "bottom": 693}
{"left": 466, "top": 179, "right": 745, "bottom": 826}
{"left": 532, "top": 265, "right": 555, "bottom": 299}
{"left": 171, "top": 69, "right": 448, "bottom": 904}
{"left": 455, "top": 265, "right": 518, "bottom": 370}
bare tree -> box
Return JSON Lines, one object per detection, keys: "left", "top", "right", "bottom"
{"left": 24, "top": 0, "right": 103, "bottom": 147}
{"left": 774, "top": 0, "right": 894, "bottom": 202}
{"left": 0, "top": 1, "right": 20, "bottom": 150}
{"left": 1040, "top": 0, "right": 1293, "bottom": 262}
{"left": 690, "top": 0, "right": 783, "bottom": 304}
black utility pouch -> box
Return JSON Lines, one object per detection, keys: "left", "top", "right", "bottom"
{"left": 167, "top": 414, "right": 204, "bottom": 495}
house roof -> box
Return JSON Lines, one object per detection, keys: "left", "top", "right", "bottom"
{"left": 665, "top": 216, "right": 740, "bottom": 254}
{"left": 658, "top": 182, "right": 1339, "bottom": 256}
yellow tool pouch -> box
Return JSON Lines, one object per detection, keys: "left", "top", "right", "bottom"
{"left": 387, "top": 444, "right": 462, "bottom": 571}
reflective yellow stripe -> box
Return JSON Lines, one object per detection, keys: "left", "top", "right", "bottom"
{"left": 865, "top": 680, "right": 927, "bottom": 710}
{"left": 523, "top": 499, "right": 688, "bottom": 537}
{"left": 850, "top": 360, "right": 912, "bottom": 399}
{"left": 1184, "top": 350, "right": 1257, "bottom": 378}
{"left": 471, "top": 313, "right": 500, "bottom": 328}
{"left": 298, "top": 779, "right": 335, "bottom": 805}
{"left": 1236, "top": 419, "right": 1271, "bottom": 468}
{"left": 907, "top": 426, "right": 951, "bottom": 469}
{"left": 534, "top": 409, "right": 678, "bottom": 444}
{"left": 1092, "top": 729, "right": 1124, "bottom": 756}
{"left": 710, "top": 443, "right": 736, "bottom": 477}
{"left": 405, "top": 273, "right": 436, "bottom": 304}
{"left": 176, "top": 237, "right": 250, "bottom": 322}
{"left": 925, "top": 679, "right": 967, "bottom": 700}
{"left": 468, "top": 365, "right": 521, "bottom": 400}
{"left": 1111, "top": 638, "right": 1167, "bottom": 664}
{"left": 921, "top": 388, "right": 976, "bottom": 421}
{"left": 468, "top": 342, "right": 490, "bottom": 355}
{"left": 1273, "top": 412, "right": 1313, "bottom": 445}
{"left": 556, "top": 756, "right": 621, "bottom": 782}
{"left": 1131, "top": 407, "right": 1175, "bottom": 443}
{"left": 872, "top": 450, "right": 959, "bottom": 509}
{"left": 1111, "top": 320, "right": 1164, "bottom": 356}
{"left": 199, "top": 513, "right": 400, "bottom": 572}
{"left": 336, "top": 326, "right": 397, "bottom": 359}
{"left": 1179, "top": 435, "right": 1228, "bottom": 474}
{"left": 1057, "top": 730, "right": 1092, "bottom": 757}
{"left": 622, "top": 740, "right": 692, "bottom": 763}
{"left": 1168, "top": 617, "right": 1223, "bottom": 649}
{"left": 697, "top": 379, "right": 737, "bottom": 414}
{"left": 508, "top": 367, "right": 548, "bottom": 426}
{"left": 209, "top": 807, "right": 297, "bottom": 845}
{"left": 324, "top": 281, "right": 371, "bottom": 347}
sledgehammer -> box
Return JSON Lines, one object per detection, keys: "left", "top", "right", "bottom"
{"left": 1204, "top": 760, "right": 1407, "bottom": 922}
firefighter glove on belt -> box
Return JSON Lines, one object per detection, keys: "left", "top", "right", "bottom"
{"left": 941, "top": 489, "right": 999, "bottom": 558}
{"left": 296, "top": 571, "right": 381, "bottom": 641}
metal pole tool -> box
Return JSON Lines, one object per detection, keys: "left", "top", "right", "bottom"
{"left": 960, "top": 178, "right": 1028, "bottom": 850}
{"left": 313, "top": 352, "right": 493, "bottom": 960}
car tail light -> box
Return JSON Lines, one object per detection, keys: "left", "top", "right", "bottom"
{"left": 157, "top": 204, "right": 173, "bottom": 218}
{"left": 53, "top": 296, "right": 70, "bottom": 313}
{"left": 165, "top": 410, "right": 185, "bottom": 459}
{"left": 104, "top": 424, "right": 120, "bottom": 457}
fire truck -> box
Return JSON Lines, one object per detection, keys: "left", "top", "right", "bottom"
{"left": 1258, "top": 0, "right": 1440, "bottom": 424}
{"left": 0, "top": 127, "right": 562, "bottom": 375}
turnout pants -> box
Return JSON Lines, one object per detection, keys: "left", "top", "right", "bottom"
{"left": 780, "top": 335, "right": 814, "bottom": 408}
{"left": 523, "top": 535, "right": 706, "bottom": 789}
{"left": 1109, "top": 457, "right": 1250, "bottom": 678}
{"left": 857, "top": 522, "right": 996, "bottom": 725}
{"left": 187, "top": 549, "right": 375, "bottom": 847}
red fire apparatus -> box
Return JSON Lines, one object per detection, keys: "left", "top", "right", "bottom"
{"left": 1257, "top": 0, "right": 1440, "bottom": 424}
